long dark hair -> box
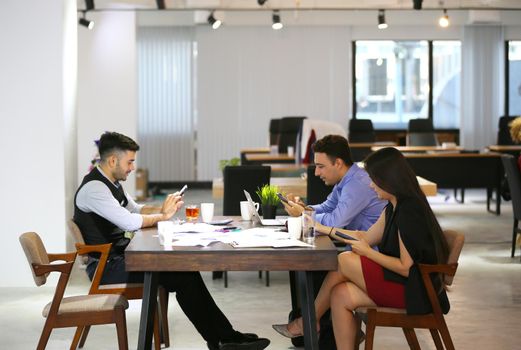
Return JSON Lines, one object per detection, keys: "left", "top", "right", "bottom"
{"left": 364, "top": 147, "right": 449, "bottom": 268}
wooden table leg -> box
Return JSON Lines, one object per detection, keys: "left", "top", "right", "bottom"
{"left": 137, "top": 272, "right": 159, "bottom": 350}
{"left": 296, "top": 270, "right": 319, "bottom": 350}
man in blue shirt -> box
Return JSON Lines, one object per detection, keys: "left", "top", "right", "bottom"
{"left": 284, "top": 134, "right": 385, "bottom": 231}
{"left": 282, "top": 135, "right": 385, "bottom": 350}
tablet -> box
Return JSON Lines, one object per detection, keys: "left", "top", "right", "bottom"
{"left": 334, "top": 231, "right": 358, "bottom": 241}
{"left": 207, "top": 218, "right": 233, "bottom": 225}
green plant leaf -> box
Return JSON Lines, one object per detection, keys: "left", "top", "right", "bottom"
{"left": 255, "top": 184, "right": 281, "bottom": 206}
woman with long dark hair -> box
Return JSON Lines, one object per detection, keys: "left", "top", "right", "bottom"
{"left": 273, "top": 147, "right": 450, "bottom": 349}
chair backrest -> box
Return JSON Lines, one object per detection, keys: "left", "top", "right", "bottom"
{"left": 497, "top": 116, "right": 519, "bottom": 145}
{"left": 68, "top": 220, "right": 86, "bottom": 245}
{"left": 223, "top": 165, "right": 271, "bottom": 215}
{"left": 348, "top": 119, "right": 376, "bottom": 143}
{"left": 269, "top": 118, "right": 281, "bottom": 146}
{"left": 278, "top": 116, "right": 307, "bottom": 153}
{"left": 501, "top": 154, "right": 521, "bottom": 220}
{"left": 68, "top": 219, "right": 88, "bottom": 265}
{"left": 306, "top": 165, "right": 333, "bottom": 205}
{"left": 19, "top": 232, "right": 51, "bottom": 286}
{"left": 442, "top": 229, "right": 465, "bottom": 286}
{"left": 407, "top": 119, "right": 438, "bottom": 146}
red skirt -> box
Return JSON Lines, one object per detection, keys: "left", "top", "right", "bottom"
{"left": 360, "top": 256, "right": 406, "bottom": 308}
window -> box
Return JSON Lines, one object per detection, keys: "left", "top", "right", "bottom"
{"left": 354, "top": 40, "right": 461, "bottom": 129}
{"left": 433, "top": 41, "right": 461, "bottom": 128}
{"left": 509, "top": 41, "right": 521, "bottom": 116}
{"left": 355, "top": 40, "right": 429, "bottom": 128}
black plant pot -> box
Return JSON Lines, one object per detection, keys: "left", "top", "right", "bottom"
{"left": 261, "top": 204, "right": 277, "bottom": 219}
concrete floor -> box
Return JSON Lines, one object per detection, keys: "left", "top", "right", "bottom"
{"left": 2, "top": 189, "right": 521, "bottom": 349}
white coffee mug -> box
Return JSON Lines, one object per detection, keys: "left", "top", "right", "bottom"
{"left": 287, "top": 216, "right": 302, "bottom": 240}
{"left": 200, "top": 202, "right": 215, "bottom": 223}
{"left": 240, "top": 201, "right": 259, "bottom": 221}
{"left": 158, "top": 221, "right": 174, "bottom": 245}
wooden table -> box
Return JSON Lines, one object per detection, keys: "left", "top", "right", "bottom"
{"left": 125, "top": 220, "right": 338, "bottom": 350}
{"left": 244, "top": 153, "right": 296, "bottom": 164}
{"left": 212, "top": 176, "right": 437, "bottom": 198}
{"left": 371, "top": 145, "right": 463, "bottom": 152}
{"left": 487, "top": 145, "right": 521, "bottom": 152}
{"left": 213, "top": 176, "right": 307, "bottom": 199}
{"left": 240, "top": 147, "right": 270, "bottom": 154}
{"left": 349, "top": 141, "right": 397, "bottom": 148}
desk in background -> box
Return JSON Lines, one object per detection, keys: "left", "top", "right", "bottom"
{"left": 243, "top": 153, "right": 295, "bottom": 165}
{"left": 125, "top": 219, "right": 338, "bottom": 350}
{"left": 404, "top": 152, "right": 503, "bottom": 214}
{"left": 349, "top": 141, "right": 397, "bottom": 162}
{"left": 371, "top": 145, "right": 463, "bottom": 153}
{"left": 212, "top": 176, "right": 437, "bottom": 198}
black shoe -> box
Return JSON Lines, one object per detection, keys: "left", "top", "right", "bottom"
{"left": 218, "top": 337, "right": 270, "bottom": 350}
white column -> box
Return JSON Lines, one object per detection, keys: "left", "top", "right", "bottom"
{"left": 461, "top": 25, "right": 504, "bottom": 149}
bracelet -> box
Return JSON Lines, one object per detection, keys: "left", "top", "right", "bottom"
{"left": 328, "top": 227, "right": 335, "bottom": 238}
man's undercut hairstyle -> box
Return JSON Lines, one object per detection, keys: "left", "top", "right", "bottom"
{"left": 98, "top": 132, "right": 140, "bottom": 161}
{"left": 312, "top": 134, "right": 353, "bottom": 166}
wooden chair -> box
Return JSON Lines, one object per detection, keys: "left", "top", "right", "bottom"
{"left": 68, "top": 220, "right": 169, "bottom": 349}
{"left": 354, "top": 229, "right": 465, "bottom": 350}
{"left": 19, "top": 231, "right": 129, "bottom": 350}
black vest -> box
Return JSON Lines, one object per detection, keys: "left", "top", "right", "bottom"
{"left": 73, "top": 167, "right": 130, "bottom": 258}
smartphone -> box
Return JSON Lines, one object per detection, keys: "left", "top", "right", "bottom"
{"left": 277, "top": 192, "right": 289, "bottom": 204}
{"left": 179, "top": 184, "right": 188, "bottom": 196}
{"left": 334, "top": 231, "right": 358, "bottom": 241}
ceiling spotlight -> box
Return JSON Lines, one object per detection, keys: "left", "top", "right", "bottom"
{"left": 413, "top": 0, "right": 423, "bottom": 10}
{"left": 272, "top": 10, "right": 283, "bottom": 30}
{"left": 438, "top": 9, "right": 450, "bottom": 28}
{"left": 79, "top": 13, "right": 94, "bottom": 30}
{"left": 258, "top": 0, "right": 268, "bottom": 5}
{"left": 207, "top": 11, "right": 222, "bottom": 30}
{"left": 377, "top": 10, "right": 388, "bottom": 30}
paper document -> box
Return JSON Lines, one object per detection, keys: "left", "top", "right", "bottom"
{"left": 229, "top": 228, "right": 313, "bottom": 248}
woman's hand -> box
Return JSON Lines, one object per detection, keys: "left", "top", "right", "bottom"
{"left": 347, "top": 237, "right": 372, "bottom": 257}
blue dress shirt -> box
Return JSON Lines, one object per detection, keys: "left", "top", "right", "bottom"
{"left": 311, "top": 163, "right": 386, "bottom": 231}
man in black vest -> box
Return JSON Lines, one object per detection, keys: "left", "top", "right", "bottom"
{"left": 74, "top": 131, "right": 270, "bottom": 350}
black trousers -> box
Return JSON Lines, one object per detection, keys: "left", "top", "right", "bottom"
{"left": 86, "top": 255, "right": 235, "bottom": 345}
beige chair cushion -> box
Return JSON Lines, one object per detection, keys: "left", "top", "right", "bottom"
{"left": 42, "top": 294, "right": 129, "bottom": 317}
{"left": 19, "top": 232, "right": 50, "bottom": 286}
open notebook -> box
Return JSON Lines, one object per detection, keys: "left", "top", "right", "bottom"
{"left": 243, "top": 190, "right": 286, "bottom": 226}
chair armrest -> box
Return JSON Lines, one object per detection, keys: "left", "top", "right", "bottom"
{"left": 33, "top": 261, "right": 75, "bottom": 276}
{"left": 75, "top": 243, "right": 111, "bottom": 256}
{"left": 75, "top": 243, "right": 112, "bottom": 295}
{"left": 48, "top": 252, "right": 77, "bottom": 263}
{"left": 418, "top": 263, "right": 458, "bottom": 277}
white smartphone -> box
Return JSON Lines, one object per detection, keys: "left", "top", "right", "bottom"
{"left": 179, "top": 184, "right": 188, "bottom": 196}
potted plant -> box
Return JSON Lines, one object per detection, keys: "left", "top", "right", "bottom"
{"left": 218, "top": 157, "right": 241, "bottom": 176}
{"left": 256, "top": 184, "right": 281, "bottom": 219}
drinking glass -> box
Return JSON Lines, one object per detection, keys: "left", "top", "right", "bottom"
{"left": 185, "top": 205, "right": 199, "bottom": 222}
{"left": 301, "top": 208, "right": 315, "bottom": 244}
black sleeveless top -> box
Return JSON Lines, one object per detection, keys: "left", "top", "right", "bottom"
{"left": 73, "top": 167, "right": 130, "bottom": 258}
{"left": 378, "top": 197, "right": 450, "bottom": 315}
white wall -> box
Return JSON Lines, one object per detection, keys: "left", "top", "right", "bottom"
{"left": 77, "top": 11, "right": 138, "bottom": 195}
{"left": 0, "top": 0, "right": 77, "bottom": 286}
